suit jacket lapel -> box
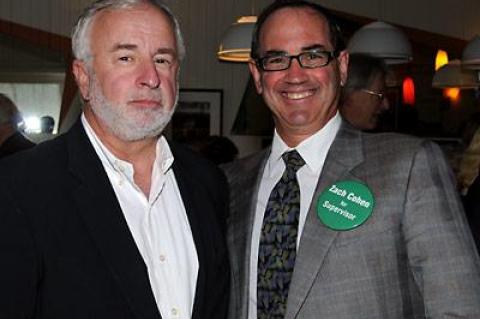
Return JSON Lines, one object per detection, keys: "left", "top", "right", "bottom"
{"left": 286, "top": 122, "right": 364, "bottom": 319}
{"left": 67, "top": 120, "right": 161, "bottom": 319}
{"left": 228, "top": 149, "right": 269, "bottom": 319}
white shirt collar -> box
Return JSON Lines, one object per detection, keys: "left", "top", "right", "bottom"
{"left": 268, "top": 111, "right": 341, "bottom": 174}
{"left": 81, "top": 113, "right": 174, "bottom": 190}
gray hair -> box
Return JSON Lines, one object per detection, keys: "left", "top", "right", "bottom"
{"left": 71, "top": 0, "right": 185, "bottom": 63}
{"left": 343, "top": 53, "right": 387, "bottom": 92}
{"left": 0, "top": 93, "right": 20, "bottom": 125}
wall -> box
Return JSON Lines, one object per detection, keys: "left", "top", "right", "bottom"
{"left": 0, "top": 0, "right": 479, "bottom": 156}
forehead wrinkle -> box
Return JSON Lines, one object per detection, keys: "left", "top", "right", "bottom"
{"left": 259, "top": 8, "right": 333, "bottom": 50}
{"left": 110, "top": 43, "right": 137, "bottom": 52}
{"left": 91, "top": 5, "right": 177, "bottom": 55}
{"left": 108, "top": 43, "right": 177, "bottom": 58}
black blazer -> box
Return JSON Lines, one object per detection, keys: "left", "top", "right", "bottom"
{"left": 464, "top": 174, "right": 480, "bottom": 252}
{"left": 0, "top": 120, "right": 230, "bottom": 319}
{"left": 0, "top": 131, "right": 35, "bottom": 159}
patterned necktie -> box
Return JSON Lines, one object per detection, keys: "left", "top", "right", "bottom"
{"left": 257, "top": 150, "right": 305, "bottom": 318}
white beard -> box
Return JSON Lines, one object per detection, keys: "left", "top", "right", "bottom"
{"left": 88, "top": 72, "right": 177, "bottom": 142}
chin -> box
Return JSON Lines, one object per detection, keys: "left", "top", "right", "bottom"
{"left": 286, "top": 111, "right": 311, "bottom": 124}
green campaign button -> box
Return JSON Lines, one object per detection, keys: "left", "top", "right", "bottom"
{"left": 317, "top": 180, "right": 374, "bottom": 231}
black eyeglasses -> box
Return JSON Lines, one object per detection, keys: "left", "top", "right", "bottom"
{"left": 360, "top": 89, "right": 385, "bottom": 101}
{"left": 256, "top": 50, "right": 337, "bottom": 71}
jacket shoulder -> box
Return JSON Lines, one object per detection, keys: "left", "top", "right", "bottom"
{"left": 221, "top": 149, "right": 268, "bottom": 182}
{"left": 0, "top": 133, "right": 68, "bottom": 175}
{"left": 362, "top": 132, "right": 430, "bottom": 161}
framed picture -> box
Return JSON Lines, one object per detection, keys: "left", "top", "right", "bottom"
{"left": 168, "top": 89, "right": 223, "bottom": 143}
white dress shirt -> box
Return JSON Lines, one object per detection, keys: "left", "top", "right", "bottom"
{"left": 248, "top": 112, "right": 341, "bottom": 318}
{"left": 82, "top": 115, "right": 199, "bottom": 319}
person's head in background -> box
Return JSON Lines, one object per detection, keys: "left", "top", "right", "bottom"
{"left": 0, "top": 93, "right": 23, "bottom": 144}
{"left": 193, "top": 135, "right": 239, "bottom": 165}
{"left": 340, "top": 53, "right": 389, "bottom": 131}
{"left": 40, "top": 116, "right": 55, "bottom": 134}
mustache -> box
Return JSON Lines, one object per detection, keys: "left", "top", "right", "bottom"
{"left": 128, "top": 93, "right": 163, "bottom": 103}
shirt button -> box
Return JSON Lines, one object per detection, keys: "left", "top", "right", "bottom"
{"left": 171, "top": 307, "right": 179, "bottom": 317}
{"left": 159, "top": 254, "right": 166, "bottom": 262}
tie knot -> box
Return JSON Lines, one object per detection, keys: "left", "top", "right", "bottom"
{"left": 282, "top": 150, "right": 305, "bottom": 172}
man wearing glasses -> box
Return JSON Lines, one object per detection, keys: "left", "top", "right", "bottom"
{"left": 223, "top": 1, "right": 480, "bottom": 318}
{"left": 340, "top": 53, "right": 390, "bottom": 131}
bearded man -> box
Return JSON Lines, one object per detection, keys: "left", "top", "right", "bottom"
{"left": 0, "top": 1, "right": 229, "bottom": 318}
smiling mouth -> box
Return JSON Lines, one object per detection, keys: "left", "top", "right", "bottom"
{"left": 284, "top": 90, "right": 315, "bottom": 100}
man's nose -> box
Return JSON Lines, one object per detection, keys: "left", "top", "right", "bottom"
{"left": 284, "top": 58, "right": 308, "bottom": 83}
{"left": 137, "top": 61, "right": 160, "bottom": 89}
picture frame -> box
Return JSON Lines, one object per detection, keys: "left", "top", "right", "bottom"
{"left": 168, "top": 89, "right": 223, "bottom": 143}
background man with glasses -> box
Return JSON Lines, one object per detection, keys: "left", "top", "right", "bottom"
{"left": 222, "top": 0, "right": 480, "bottom": 318}
{"left": 340, "top": 53, "right": 390, "bottom": 131}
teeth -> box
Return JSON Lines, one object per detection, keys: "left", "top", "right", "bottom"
{"left": 285, "top": 91, "right": 313, "bottom": 100}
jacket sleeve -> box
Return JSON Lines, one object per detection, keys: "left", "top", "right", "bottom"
{"left": 403, "top": 140, "right": 480, "bottom": 317}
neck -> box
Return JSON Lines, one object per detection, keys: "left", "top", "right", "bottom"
{"left": 84, "top": 107, "right": 158, "bottom": 196}
{"left": 276, "top": 111, "right": 337, "bottom": 148}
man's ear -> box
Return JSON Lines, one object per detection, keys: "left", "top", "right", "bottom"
{"left": 337, "top": 50, "right": 349, "bottom": 86}
{"left": 72, "top": 59, "right": 91, "bottom": 100}
{"left": 248, "top": 60, "right": 263, "bottom": 94}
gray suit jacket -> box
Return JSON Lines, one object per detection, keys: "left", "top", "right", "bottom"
{"left": 223, "top": 122, "right": 480, "bottom": 319}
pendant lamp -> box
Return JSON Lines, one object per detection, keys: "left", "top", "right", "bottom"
{"left": 217, "top": 16, "right": 257, "bottom": 62}
{"left": 432, "top": 59, "right": 480, "bottom": 89}
{"left": 462, "top": 35, "right": 480, "bottom": 70}
{"left": 347, "top": 21, "right": 412, "bottom": 65}
{"left": 435, "top": 50, "right": 449, "bottom": 71}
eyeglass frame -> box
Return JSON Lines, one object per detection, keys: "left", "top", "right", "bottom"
{"left": 254, "top": 50, "right": 338, "bottom": 72}
{"left": 360, "top": 88, "right": 386, "bottom": 101}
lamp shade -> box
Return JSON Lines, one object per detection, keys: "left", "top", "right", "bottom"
{"left": 432, "top": 59, "right": 479, "bottom": 89}
{"left": 435, "top": 49, "right": 448, "bottom": 71}
{"left": 217, "top": 16, "right": 257, "bottom": 62}
{"left": 347, "top": 21, "right": 412, "bottom": 65}
{"left": 462, "top": 35, "right": 480, "bottom": 70}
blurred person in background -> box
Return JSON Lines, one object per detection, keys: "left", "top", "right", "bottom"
{"left": 458, "top": 115, "right": 480, "bottom": 251}
{"left": 40, "top": 115, "right": 55, "bottom": 134}
{"left": 340, "top": 53, "right": 389, "bottom": 131}
{"left": 192, "top": 135, "right": 239, "bottom": 165}
{"left": 0, "top": 93, "right": 35, "bottom": 159}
